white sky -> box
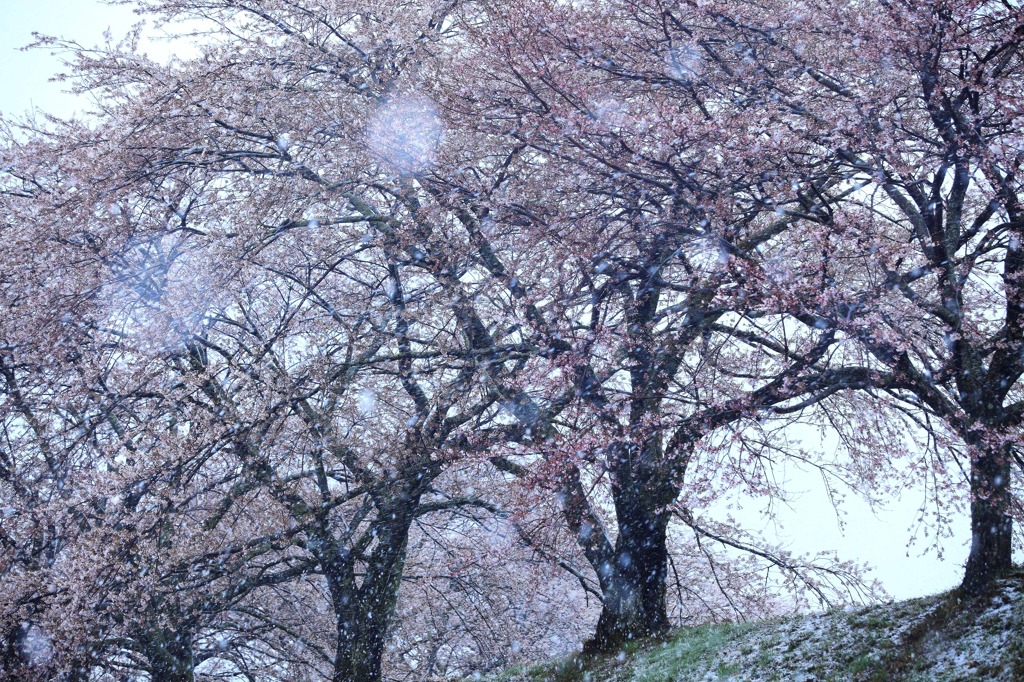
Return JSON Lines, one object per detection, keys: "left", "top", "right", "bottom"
{"left": 0, "top": 1, "right": 143, "bottom": 118}
{"left": 726, "top": 431, "right": 968, "bottom": 603}
{"left": 0, "top": 0, "right": 973, "bottom": 604}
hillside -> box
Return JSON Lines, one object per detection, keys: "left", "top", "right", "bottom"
{"left": 489, "top": 572, "right": 1024, "bottom": 682}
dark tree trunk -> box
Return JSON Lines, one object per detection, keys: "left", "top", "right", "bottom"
{"left": 327, "top": 496, "right": 419, "bottom": 682}
{"left": 566, "top": 419, "right": 685, "bottom": 653}
{"left": 330, "top": 574, "right": 400, "bottom": 682}
{"left": 144, "top": 628, "right": 194, "bottom": 682}
{"left": 332, "top": 609, "right": 387, "bottom": 682}
{"left": 962, "top": 443, "right": 1013, "bottom": 596}
{"left": 586, "top": 507, "right": 671, "bottom": 652}
{"left": 0, "top": 623, "right": 28, "bottom": 680}
{"left": 584, "top": 256, "right": 681, "bottom": 652}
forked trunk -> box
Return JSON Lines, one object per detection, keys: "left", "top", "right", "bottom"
{"left": 586, "top": 510, "right": 671, "bottom": 652}
{"left": 328, "top": 499, "right": 418, "bottom": 682}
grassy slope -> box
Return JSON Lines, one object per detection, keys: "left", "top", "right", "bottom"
{"left": 487, "top": 571, "right": 1024, "bottom": 682}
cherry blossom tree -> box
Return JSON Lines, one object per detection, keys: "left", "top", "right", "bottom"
{"left": 5, "top": 0, "right": 1022, "bottom": 680}
{"left": 433, "top": 0, "right": 896, "bottom": 650}
{"left": 3, "top": 2, "right": 574, "bottom": 680}
{"left": 677, "top": 0, "right": 1024, "bottom": 595}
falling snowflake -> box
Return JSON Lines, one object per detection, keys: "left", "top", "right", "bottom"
{"left": 366, "top": 94, "right": 443, "bottom": 174}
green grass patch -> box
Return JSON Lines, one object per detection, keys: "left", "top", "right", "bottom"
{"left": 475, "top": 573, "right": 1024, "bottom": 682}
{"left": 628, "top": 622, "right": 751, "bottom": 682}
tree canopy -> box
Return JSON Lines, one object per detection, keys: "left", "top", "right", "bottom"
{"left": 1, "top": 1, "right": 1021, "bottom": 680}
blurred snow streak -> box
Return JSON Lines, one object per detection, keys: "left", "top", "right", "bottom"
{"left": 366, "top": 95, "right": 443, "bottom": 173}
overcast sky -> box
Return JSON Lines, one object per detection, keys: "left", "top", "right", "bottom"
{"left": 0, "top": 1, "right": 142, "bottom": 118}
{"left": 0, "top": 0, "right": 974, "bottom": 605}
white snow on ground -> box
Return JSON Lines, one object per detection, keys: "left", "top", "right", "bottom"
{"left": 490, "top": 573, "right": 1024, "bottom": 681}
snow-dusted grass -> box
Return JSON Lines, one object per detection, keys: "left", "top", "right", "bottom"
{"left": 485, "top": 571, "right": 1024, "bottom": 681}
